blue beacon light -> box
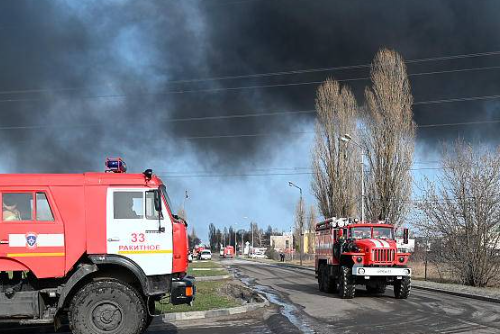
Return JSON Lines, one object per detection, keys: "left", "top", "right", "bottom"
{"left": 105, "top": 158, "right": 127, "bottom": 173}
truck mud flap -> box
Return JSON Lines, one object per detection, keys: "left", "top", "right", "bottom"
{"left": 171, "top": 276, "right": 195, "bottom": 306}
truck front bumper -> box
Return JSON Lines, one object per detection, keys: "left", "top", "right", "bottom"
{"left": 171, "top": 276, "right": 196, "bottom": 306}
{"left": 352, "top": 266, "right": 411, "bottom": 277}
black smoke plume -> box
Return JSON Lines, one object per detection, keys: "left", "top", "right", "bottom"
{"left": 1, "top": 0, "right": 500, "bottom": 173}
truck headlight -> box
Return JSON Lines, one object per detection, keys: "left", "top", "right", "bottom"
{"left": 358, "top": 268, "right": 365, "bottom": 275}
{"left": 399, "top": 257, "right": 405, "bottom": 263}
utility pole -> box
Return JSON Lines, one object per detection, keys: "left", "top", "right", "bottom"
{"left": 424, "top": 233, "right": 430, "bottom": 281}
{"left": 340, "top": 134, "right": 365, "bottom": 222}
{"left": 288, "top": 182, "right": 303, "bottom": 266}
{"left": 234, "top": 223, "right": 238, "bottom": 257}
{"left": 251, "top": 222, "right": 254, "bottom": 250}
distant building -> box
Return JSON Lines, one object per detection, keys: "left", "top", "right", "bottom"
{"left": 270, "top": 231, "right": 317, "bottom": 254}
{"left": 302, "top": 231, "right": 315, "bottom": 254}
{"left": 270, "top": 232, "right": 293, "bottom": 252}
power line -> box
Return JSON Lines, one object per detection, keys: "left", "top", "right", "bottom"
{"left": 2, "top": 51, "right": 500, "bottom": 98}
{"left": 1, "top": 64, "right": 500, "bottom": 103}
{"left": 418, "top": 119, "right": 500, "bottom": 128}
{"left": 414, "top": 93, "right": 500, "bottom": 106}
{"left": 1, "top": 111, "right": 500, "bottom": 133}
{"left": 164, "top": 161, "right": 441, "bottom": 176}
{"left": 182, "top": 118, "right": 500, "bottom": 140}
{"left": 157, "top": 166, "right": 444, "bottom": 179}
{"left": 161, "top": 109, "right": 315, "bottom": 122}
{"left": 162, "top": 162, "right": 441, "bottom": 175}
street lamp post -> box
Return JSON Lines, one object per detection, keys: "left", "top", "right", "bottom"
{"left": 234, "top": 222, "right": 238, "bottom": 257}
{"left": 288, "top": 181, "right": 303, "bottom": 266}
{"left": 340, "top": 133, "right": 365, "bottom": 222}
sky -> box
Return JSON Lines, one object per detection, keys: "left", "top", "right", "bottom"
{"left": 1, "top": 0, "right": 500, "bottom": 242}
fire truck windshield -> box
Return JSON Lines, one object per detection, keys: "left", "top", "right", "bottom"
{"left": 351, "top": 227, "right": 371, "bottom": 239}
{"left": 373, "top": 227, "right": 393, "bottom": 240}
{"left": 159, "top": 185, "right": 175, "bottom": 214}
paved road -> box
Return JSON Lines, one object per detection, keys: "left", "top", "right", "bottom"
{"left": 0, "top": 307, "right": 296, "bottom": 334}
{"left": 226, "top": 259, "right": 500, "bottom": 334}
{"left": 3, "top": 259, "right": 500, "bottom": 333}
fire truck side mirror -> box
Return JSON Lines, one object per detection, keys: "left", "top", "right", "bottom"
{"left": 403, "top": 228, "right": 409, "bottom": 244}
{"left": 154, "top": 189, "right": 162, "bottom": 212}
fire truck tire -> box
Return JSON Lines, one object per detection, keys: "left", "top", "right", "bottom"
{"left": 318, "top": 265, "right": 326, "bottom": 292}
{"left": 338, "top": 266, "right": 355, "bottom": 299}
{"left": 394, "top": 277, "right": 411, "bottom": 299}
{"left": 69, "top": 279, "right": 147, "bottom": 334}
{"left": 322, "top": 266, "right": 337, "bottom": 293}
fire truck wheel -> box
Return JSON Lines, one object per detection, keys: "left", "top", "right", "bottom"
{"left": 338, "top": 266, "right": 355, "bottom": 299}
{"left": 69, "top": 279, "right": 147, "bottom": 334}
{"left": 318, "top": 265, "right": 326, "bottom": 292}
{"left": 394, "top": 277, "right": 411, "bottom": 299}
{"left": 322, "top": 266, "right": 337, "bottom": 293}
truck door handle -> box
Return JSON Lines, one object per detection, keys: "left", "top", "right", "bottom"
{"left": 107, "top": 238, "right": 120, "bottom": 242}
{"left": 0, "top": 240, "right": 8, "bottom": 245}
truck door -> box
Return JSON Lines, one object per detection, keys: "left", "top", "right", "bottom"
{"left": 106, "top": 188, "right": 173, "bottom": 275}
{"left": 0, "top": 190, "right": 65, "bottom": 278}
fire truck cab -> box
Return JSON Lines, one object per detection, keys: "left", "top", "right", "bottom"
{"left": 0, "top": 159, "right": 194, "bottom": 334}
{"left": 315, "top": 217, "right": 411, "bottom": 299}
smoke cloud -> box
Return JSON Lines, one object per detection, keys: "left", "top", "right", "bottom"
{"left": 1, "top": 0, "right": 500, "bottom": 173}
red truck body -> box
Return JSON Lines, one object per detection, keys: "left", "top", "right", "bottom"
{"left": 0, "top": 162, "right": 194, "bottom": 333}
{"left": 315, "top": 217, "right": 411, "bottom": 299}
{"left": 223, "top": 246, "right": 235, "bottom": 258}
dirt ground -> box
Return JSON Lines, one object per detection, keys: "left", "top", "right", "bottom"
{"left": 409, "top": 260, "right": 500, "bottom": 288}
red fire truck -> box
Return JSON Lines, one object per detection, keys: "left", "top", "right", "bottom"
{"left": 0, "top": 159, "right": 194, "bottom": 334}
{"left": 315, "top": 217, "right": 411, "bottom": 299}
{"left": 223, "top": 245, "right": 235, "bottom": 258}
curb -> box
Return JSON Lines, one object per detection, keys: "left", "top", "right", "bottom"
{"left": 411, "top": 283, "right": 500, "bottom": 304}
{"left": 162, "top": 297, "right": 269, "bottom": 322}
{"left": 238, "top": 258, "right": 500, "bottom": 304}
{"left": 194, "top": 275, "right": 231, "bottom": 282}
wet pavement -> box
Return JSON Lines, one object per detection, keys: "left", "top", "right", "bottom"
{"left": 227, "top": 259, "right": 500, "bottom": 334}
{"left": 3, "top": 258, "right": 500, "bottom": 333}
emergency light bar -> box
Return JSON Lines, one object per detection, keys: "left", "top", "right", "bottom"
{"left": 105, "top": 158, "right": 127, "bottom": 173}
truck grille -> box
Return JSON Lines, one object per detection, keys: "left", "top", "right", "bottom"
{"left": 372, "top": 249, "right": 395, "bottom": 263}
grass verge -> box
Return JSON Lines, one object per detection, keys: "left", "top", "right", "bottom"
{"left": 156, "top": 280, "right": 240, "bottom": 313}
{"left": 187, "top": 260, "right": 229, "bottom": 277}
{"left": 189, "top": 260, "right": 222, "bottom": 268}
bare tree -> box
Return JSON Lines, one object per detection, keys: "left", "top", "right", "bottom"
{"left": 208, "top": 223, "right": 217, "bottom": 251}
{"left": 294, "top": 197, "right": 305, "bottom": 265}
{"left": 307, "top": 205, "right": 317, "bottom": 254}
{"left": 363, "top": 48, "right": 415, "bottom": 226}
{"left": 312, "top": 79, "right": 359, "bottom": 219}
{"left": 418, "top": 141, "right": 500, "bottom": 287}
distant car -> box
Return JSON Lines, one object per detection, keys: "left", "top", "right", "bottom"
{"left": 199, "top": 250, "right": 212, "bottom": 260}
{"left": 250, "top": 251, "right": 267, "bottom": 259}
{"left": 188, "top": 252, "right": 193, "bottom": 263}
